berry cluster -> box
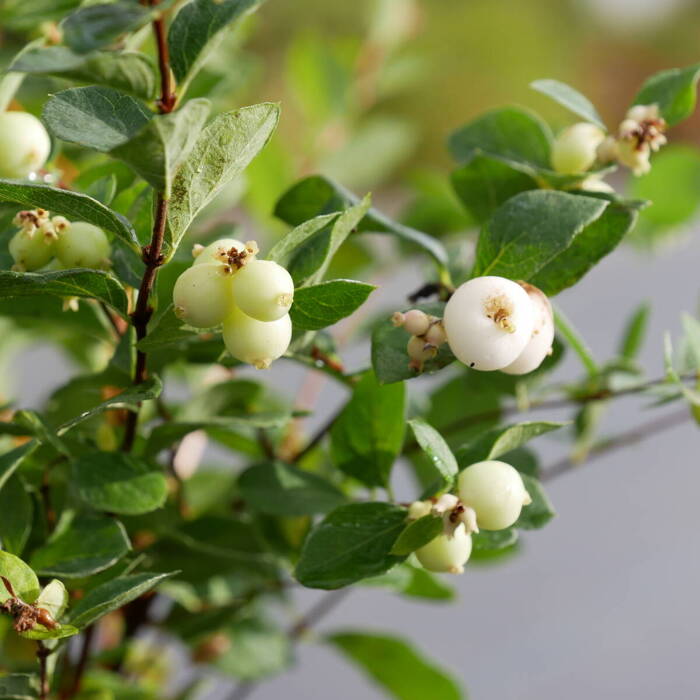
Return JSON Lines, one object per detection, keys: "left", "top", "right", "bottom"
{"left": 9, "top": 209, "right": 111, "bottom": 272}
{"left": 0, "top": 111, "right": 51, "bottom": 179}
{"left": 410, "top": 460, "right": 531, "bottom": 574}
{"left": 173, "top": 239, "right": 295, "bottom": 369}
{"left": 395, "top": 276, "right": 554, "bottom": 375}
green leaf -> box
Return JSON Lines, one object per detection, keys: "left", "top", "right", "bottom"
{"left": 390, "top": 515, "right": 443, "bottom": 556}
{"left": 9, "top": 47, "right": 156, "bottom": 99}
{"left": 289, "top": 280, "right": 375, "bottom": 331}
{"left": 471, "top": 528, "right": 518, "bottom": 560}
{"left": 135, "top": 304, "right": 198, "bottom": 352}
{"left": 68, "top": 572, "right": 177, "bottom": 628}
{"left": 455, "top": 421, "right": 567, "bottom": 468}
{"left": 295, "top": 503, "right": 407, "bottom": 589}
{"left": 448, "top": 106, "right": 552, "bottom": 168}
{"left": 474, "top": 190, "right": 609, "bottom": 280}
{"left": 328, "top": 631, "right": 461, "bottom": 700}
{"left": 111, "top": 98, "right": 211, "bottom": 196}
{"left": 166, "top": 103, "right": 279, "bottom": 256}
{"left": 516, "top": 474, "right": 555, "bottom": 530}
{"left": 330, "top": 371, "right": 406, "bottom": 488}
{"left": 371, "top": 302, "right": 455, "bottom": 385}
{"left": 618, "top": 302, "right": 650, "bottom": 360}
{"left": 363, "top": 562, "right": 455, "bottom": 601}
{"left": 168, "top": 0, "right": 260, "bottom": 91}
{"left": 267, "top": 213, "right": 339, "bottom": 266}
{"left": 62, "top": 1, "right": 154, "bottom": 54}
{"left": 274, "top": 175, "right": 448, "bottom": 266}
{"left": 407, "top": 418, "right": 458, "bottom": 495}
{"left": 0, "top": 674, "right": 40, "bottom": 699}
{"left": 0, "top": 551, "right": 40, "bottom": 604}
{"left": 530, "top": 200, "right": 639, "bottom": 296}
{"left": 0, "top": 179, "right": 138, "bottom": 250}
{"left": 0, "top": 475, "right": 33, "bottom": 556}
{"left": 20, "top": 624, "right": 79, "bottom": 641}
{"left": 0, "top": 443, "right": 36, "bottom": 493}
{"left": 0, "top": 269, "right": 129, "bottom": 317}
{"left": 72, "top": 451, "right": 167, "bottom": 516}
{"left": 238, "top": 461, "right": 347, "bottom": 516}
{"left": 531, "top": 79, "right": 606, "bottom": 129}
{"left": 633, "top": 63, "right": 700, "bottom": 126}
{"left": 30, "top": 513, "right": 131, "bottom": 578}
{"left": 451, "top": 152, "right": 538, "bottom": 224}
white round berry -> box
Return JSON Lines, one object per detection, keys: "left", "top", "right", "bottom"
{"left": 457, "top": 460, "right": 531, "bottom": 531}
{"left": 551, "top": 122, "right": 606, "bottom": 174}
{"left": 54, "top": 222, "right": 111, "bottom": 269}
{"left": 0, "top": 112, "right": 51, "bottom": 178}
{"left": 173, "top": 263, "right": 233, "bottom": 328}
{"left": 222, "top": 305, "right": 292, "bottom": 369}
{"left": 402, "top": 309, "right": 431, "bottom": 336}
{"left": 501, "top": 283, "right": 554, "bottom": 375}
{"left": 193, "top": 238, "right": 246, "bottom": 265}
{"left": 443, "top": 276, "right": 534, "bottom": 371}
{"left": 424, "top": 320, "right": 446, "bottom": 346}
{"left": 415, "top": 523, "right": 472, "bottom": 574}
{"left": 230, "top": 259, "right": 294, "bottom": 322}
{"left": 9, "top": 230, "right": 54, "bottom": 271}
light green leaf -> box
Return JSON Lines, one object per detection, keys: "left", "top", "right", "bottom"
{"left": 633, "top": 63, "right": 700, "bottom": 126}
{"left": 0, "top": 674, "right": 40, "bottom": 699}
{"left": 267, "top": 213, "right": 339, "bottom": 266}
{"left": 363, "top": 562, "right": 455, "bottom": 601}
{"left": 0, "top": 269, "right": 129, "bottom": 317}
{"left": 471, "top": 528, "right": 518, "bottom": 560}
{"left": 289, "top": 279, "right": 375, "bottom": 331}
{"left": 330, "top": 371, "right": 405, "bottom": 488}
{"left": 0, "top": 552, "right": 39, "bottom": 603}
{"left": 72, "top": 451, "right": 167, "bottom": 516}
{"left": 0, "top": 443, "right": 37, "bottom": 492}
{"left": 407, "top": 418, "right": 458, "bottom": 496}
{"left": 516, "top": 474, "right": 555, "bottom": 529}
{"left": 36, "top": 579, "right": 69, "bottom": 620}
{"left": 0, "top": 179, "right": 138, "bottom": 250}
{"left": 328, "top": 631, "right": 461, "bottom": 700}
{"left": 20, "top": 624, "right": 79, "bottom": 641}
{"left": 0, "top": 475, "right": 33, "bottom": 556}
{"left": 619, "top": 302, "right": 650, "bottom": 360}
{"left": 390, "top": 515, "right": 442, "bottom": 556}
{"left": 238, "top": 461, "right": 347, "bottom": 516}
{"left": 531, "top": 79, "right": 606, "bottom": 129}
{"left": 295, "top": 503, "right": 407, "bottom": 589}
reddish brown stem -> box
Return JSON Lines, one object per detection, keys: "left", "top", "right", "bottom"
{"left": 151, "top": 6, "right": 176, "bottom": 114}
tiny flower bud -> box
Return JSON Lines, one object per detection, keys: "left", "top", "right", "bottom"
{"left": 402, "top": 309, "right": 431, "bottom": 336}
{"left": 424, "top": 320, "right": 447, "bottom": 347}
{"left": 407, "top": 335, "right": 437, "bottom": 371}
{"left": 432, "top": 493, "right": 459, "bottom": 515}
{"left": 391, "top": 311, "right": 406, "bottom": 327}
{"left": 192, "top": 243, "right": 205, "bottom": 258}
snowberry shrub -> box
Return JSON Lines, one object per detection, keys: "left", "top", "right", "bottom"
{"left": 0, "top": 3, "right": 698, "bottom": 700}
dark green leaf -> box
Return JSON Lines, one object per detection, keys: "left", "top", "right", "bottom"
{"left": 448, "top": 106, "right": 552, "bottom": 168}
{"left": 634, "top": 63, "right": 700, "bottom": 126}
{"left": 455, "top": 421, "right": 567, "bottom": 468}
{"left": 407, "top": 418, "right": 458, "bottom": 495}
{"left": 290, "top": 280, "right": 375, "bottom": 331}
{"left": 471, "top": 528, "right": 518, "bottom": 560}
{"left": 0, "top": 551, "right": 40, "bottom": 603}
{"left": 0, "top": 269, "right": 129, "bottom": 317}
{"left": 166, "top": 103, "right": 279, "bottom": 256}
{"left": 328, "top": 631, "right": 461, "bottom": 700}
{"left": 0, "top": 475, "right": 33, "bottom": 556}
{"left": 30, "top": 513, "right": 131, "bottom": 578}
{"left": 618, "top": 302, "right": 650, "bottom": 360}
{"left": 531, "top": 79, "right": 606, "bottom": 129}
{"left": 238, "top": 461, "right": 347, "bottom": 516}
{"left": 330, "top": 371, "right": 406, "bottom": 488}
{"left": 0, "top": 179, "right": 138, "bottom": 250}
{"left": 0, "top": 674, "right": 40, "bottom": 699}
{"left": 390, "top": 515, "right": 443, "bottom": 556}
{"left": 62, "top": 1, "right": 153, "bottom": 54}
{"left": 295, "top": 503, "right": 407, "bottom": 589}
{"left": 267, "top": 213, "right": 339, "bottom": 266}
{"left": 72, "top": 452, "right": 167, "bottom": 515}
{"left": 168, "top": 0, "right": 260, "bottom": 89}
{"left": 68, "top": 572, "right": 177, "bottom": 628}
{"left": 473, "top": 190, "right": 608, "bottom": 280}
{"left": 516, "top": 474, "right": 555, "bottom": 530}
{"left": 0, "top": 443, "right": 36, "bottom": 492}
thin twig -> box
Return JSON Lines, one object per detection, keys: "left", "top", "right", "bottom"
{"left": 292, "top": 406, "right": 344, "bottom": 463}
{"left": 257, "top": 428, "right": 276, "bottom": 460}
{"left": 37, "top": 642, "right": 49, "bottom": 700}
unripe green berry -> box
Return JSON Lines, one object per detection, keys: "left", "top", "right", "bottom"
{"left": 222, "top": 305, "right": 292, "bottom": 369}
{"left": 415, "top": 524, "right": 472, "bottom": 574}
{"left": 54, "top": 222, "right": 111, "bottom": 269}
{"left": 457, "top": 460, "right": 531, "bottom": 531}
{"left": 0, "top": 112, "right": 51, "bottom": 178}
{"left": 9, "top": 229, "right": 55, "bottom": 271}
{"left": 551, "top": 122, "right": 606, "bottom": 174}
{"left": 173, "top": 263, "right": 233, "bottom": 328}
{"left": 230, "top": 259, "right": 294, "bottom": 322}
{"left": 193, "top": 238, "right": 247, "bottom": 265}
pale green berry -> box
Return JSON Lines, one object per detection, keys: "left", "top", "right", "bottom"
{"left": 457, "top": 460, "right": 531, "bottom": 531}
{"left": 54, "top": 222, "right": 111, "bottom": 269}
{"left": 173, "top": 263, "right": 233, "bottom": 329}
{"left": 0, "top": 112, "right": 51, "bottom": 178}
{"left": 230, "top": 259, "right": 294, "bottom": 322}
{"left": 415, "top": 524, "right": 472, "bottom": 574}
{"left": 222, "top": 305, "right": 292, "bottom": 369}
{"left": 193, "top": 238, "right": 247, "bottom": 265}
{"left": 407, "top": 500, "right": 432, "bottom": 520}
{"left": 9, "top": 229, "right": 55, "bottom": 271}
{"left": 443, "top": 276, "right": 534, "bottom": 371}
{"left": 551, "top": 122, "right": 606, "bottom": 174}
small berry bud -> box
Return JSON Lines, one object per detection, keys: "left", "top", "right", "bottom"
{"left": 407, "top": 335, "right": 437, "bottom": 371}
{"left": 407, "top": 500, "right": 432, "bottom": 520}
{"left": 193, "top": 238, "right": 247, "bottom": 266}
{"left": 551, "top": 122, "right": 606, "bottom": 174}
{"left": 596, "top": 135, "right": 618, "bottom": 163}
{"left": 424, "top": 320, "right": 447, "bottom": 347}
{"left": 403, "top": 309, "right": 431, "bottom": 336}
{"left": 0, "top": 112, "right": 52, "bottom": 179}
